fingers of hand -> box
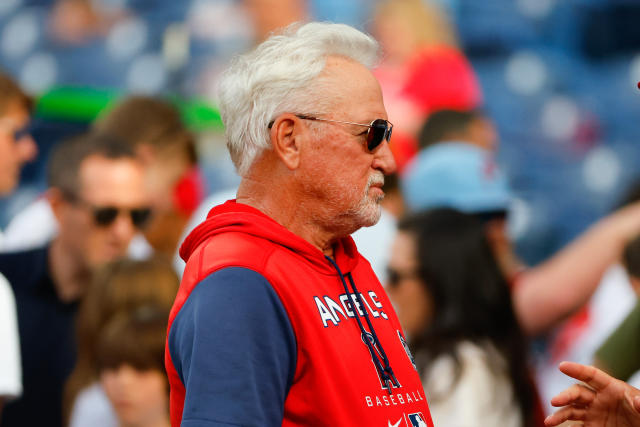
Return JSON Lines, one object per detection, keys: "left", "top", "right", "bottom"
{"left": 544, "top": 406, "right": 587, "bottom": 426}
{"left": 551, "top": 384, "right": 596, "bottom": 408}
{"left": 558, "top": 362, "right": 611, "bottom": 391}
{"left": 633, "top": 395, "right": 640, "bottom": 413}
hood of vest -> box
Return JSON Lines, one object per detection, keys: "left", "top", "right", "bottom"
{"left": 179, "top": 200, "right": 361, "bottom": 275}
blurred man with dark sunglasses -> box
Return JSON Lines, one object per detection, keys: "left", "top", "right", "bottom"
{"left": 0, "top": 132, "right": 149, "bottom": 427}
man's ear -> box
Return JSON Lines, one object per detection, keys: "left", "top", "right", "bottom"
{"left": 47, "top": 187, "right": 69, "bottom": 224}
{"left": 270, "top": 114, "right": 302, "bottom": 170}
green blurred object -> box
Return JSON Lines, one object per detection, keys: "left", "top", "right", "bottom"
{"left": 34, "top": 86, "right": 224, "bottom": 131}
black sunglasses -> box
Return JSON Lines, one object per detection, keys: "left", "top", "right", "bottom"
{"left": 64, "top": 192, "right": 152, "bottom": 229}
{"left": 386, "top": 267, "right": 419, "bottom": 288}
{"left": 472, "top": 210, "right": 508, "bottom": 225}
{"left": 12, "top": 121, "right": 33, "bottom": 141}
{"left": 268, "top": 114, "right": 393, "bottom": 152}
{"left": 91, "top": 206, "right": 152, "bottom": 229}
{"left": 0, "top": 119, "right": 33, "bottom": 141}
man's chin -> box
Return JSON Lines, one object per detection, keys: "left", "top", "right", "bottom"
{"left": 358, "top": 204, "right": 382, "bottom": 228}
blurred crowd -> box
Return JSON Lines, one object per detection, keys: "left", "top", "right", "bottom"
{"left": 1, "top": 0, "right": 640, "bottom": 426}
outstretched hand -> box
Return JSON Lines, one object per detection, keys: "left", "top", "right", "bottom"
{"left": 545, "top": 361, "right": 640, "bottom": 427}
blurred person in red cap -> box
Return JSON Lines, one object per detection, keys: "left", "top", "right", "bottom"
{"left": 0, "top": 69, "right": 37, "bottom": 419}
{"left": 0, "top": 132, "right": 149, "bottom": 427}
{"left": 371, "top": 0, "right": 483, "bottom": 172}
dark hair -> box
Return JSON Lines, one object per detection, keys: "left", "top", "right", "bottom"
{"left": 398, "top": 208, "right": 536, "bottom": 426}
{"left": 94, "top": 95, "right": 197, "bottom": 164}
{"left": 47, "top": 131, "right": 136, "bottom": 197}
{"left": 623, "top": 234, "right": 640, "bottom": 279}
{"left": 0, "top": 70, "right": 33, "bottom": 114}
{"left": 418, "top": 109, "right": 482, "bottom": 150}
{"left": 96, "top": 305, "right": 169, "bottom": 373}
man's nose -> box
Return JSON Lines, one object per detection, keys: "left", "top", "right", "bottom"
{"left": 372, "top": 140, "right": 397, "bottom": 175}
{"left": 110, "top": 211, "right": 137, "bottom": 244}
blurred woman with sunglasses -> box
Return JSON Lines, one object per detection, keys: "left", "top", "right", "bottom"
{"left": 386, "top": 208, "right": 542, "bottom": 427}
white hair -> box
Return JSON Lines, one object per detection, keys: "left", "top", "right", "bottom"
{"left": 217, "top": 22, "right": 381, "bottom": 176}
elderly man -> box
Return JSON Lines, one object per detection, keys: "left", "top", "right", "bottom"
{"left": 166, "top": 23, "right": 433, "bottom": 426}
{"left": 0, "top": 132, "right": 149, "bottom": 427}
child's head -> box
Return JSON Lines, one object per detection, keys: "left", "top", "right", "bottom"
{"left": 623, "top": 234, "right": 640, "bottom": 296}
{"left": 97, "top": 305, "right": 169, "bottom": 427}
{"left": 65, "top": 256, "right": 178, "bottom": 421}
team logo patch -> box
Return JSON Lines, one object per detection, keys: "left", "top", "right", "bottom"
{"left": 397, "top": 331, "right": 417, "bottom": 371}
{"left": 407, "top": 413, "right": 428, "bottom": 427}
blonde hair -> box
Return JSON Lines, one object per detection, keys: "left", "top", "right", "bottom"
{"left": 374, "top": 0, "right": 458, "bottom": 48}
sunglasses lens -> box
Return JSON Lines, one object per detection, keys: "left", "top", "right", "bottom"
{"left": 12, "top": 122, "right": 32, "bottom": 141}
{"left": 130, "top": 208, "right": 152, "bottom": 228}
{"left": 386, "top": 268, "right": 400, "bottom": 288}
{"left": 367, "top": 119, "right": 390, "bottom": 151}
{"left": 93, "top": 207, "right": 118, "bottom": 226}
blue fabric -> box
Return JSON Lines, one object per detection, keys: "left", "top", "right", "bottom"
{"left": 402, "top": 142, "right": 512, "bottom": 214}
{"left": 169, "top": 267, "right": 296, "bottom": 427}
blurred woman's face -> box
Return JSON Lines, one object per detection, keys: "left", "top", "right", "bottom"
{"left": 386, "top": 231, "right": 433, "bottom": 340}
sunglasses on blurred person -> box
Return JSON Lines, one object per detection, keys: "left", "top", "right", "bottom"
{"left": 386, "top": 267, "right": 420, "bottom": 288}
{"left": 269, "top": 114, "right": 393, "bottom": 152}
{"left": 64, "top": 192, "right": 152, "bottom": 229}
{"left": 472, "top": 210, "right": 507, "bottom": 225}
{"left": 0, "top": 118, "right": 33, "bottom": 141}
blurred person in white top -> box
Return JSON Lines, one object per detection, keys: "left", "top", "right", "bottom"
{"left": 0, "top": 69, "right": 38, "bottom": 416}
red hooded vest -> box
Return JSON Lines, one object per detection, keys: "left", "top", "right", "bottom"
{"left": 165, "top": 201, "right": 434, "bottom": 427}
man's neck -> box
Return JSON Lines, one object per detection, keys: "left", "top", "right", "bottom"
{"left": 236, "top": 178, "right": 337, "bottom": 258}
{"left": 48, "top": 238, "right": 91, "bottom": 303}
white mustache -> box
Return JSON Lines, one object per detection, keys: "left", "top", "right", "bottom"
{"left": 367, "top": 172, "right": 385, "bottom": 189}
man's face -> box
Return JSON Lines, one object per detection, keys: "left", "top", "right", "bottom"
{"left": 0, "top": 101, "right": 37, "bottom": 195}
{"left": 298, "top": 56, "right": 397, "bottom": 234}
{"left": 55, "top": 155, "right": 149, "bottom": 270}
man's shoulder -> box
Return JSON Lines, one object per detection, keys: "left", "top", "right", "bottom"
{"left": 187, "top": 231, "right": 279, "bottom": 275}
{"left": 0, "top": 245, "right": 49, "bottom": 290}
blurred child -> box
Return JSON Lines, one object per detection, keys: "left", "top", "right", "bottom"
{"left": 97, "top": 306, "right": 170, "bottom": 427}
{"left": 65, "top": 257, "right": 178, "bottom": 427}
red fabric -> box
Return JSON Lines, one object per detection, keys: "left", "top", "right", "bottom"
{"left": 172, "top": 167, "right": 205, "bottom": 217}
{"left": 403, "top": 45, "right": 483, "bottom": 115}
{"left": 166, "top": 200, "right": 433, "bottom": 427}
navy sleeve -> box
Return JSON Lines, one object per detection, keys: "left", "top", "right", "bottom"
{"left": 169, "top": 267, "right": 296, "bottom": 427}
